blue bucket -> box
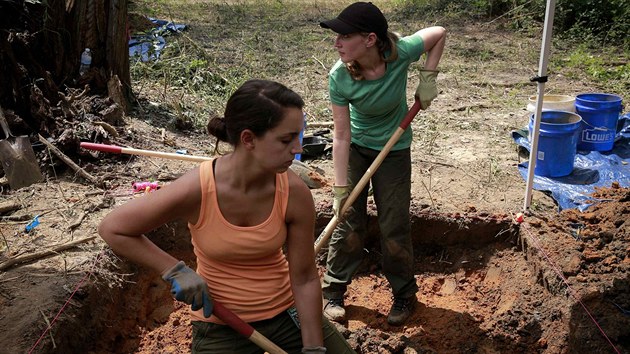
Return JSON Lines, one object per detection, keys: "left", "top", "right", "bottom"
{"left": 529, "top": 110, "right": 582, "bottom": 177}
{"left": 575, "top": 93, "right": 623, "bottom": 152}
{"left": 295, "top": 115, "right": 306, "bottom": 161}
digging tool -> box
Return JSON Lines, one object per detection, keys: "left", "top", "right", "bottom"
{"left": 213, "top": 301, "right": 288, "bottom": 354}
{"left": 0, "top": 107, "right": 44, "bottom": 190}
{"left": 80, "top": 142, "right": 212, "bottom": 162}
{"left": 314, "top": 99, "right": 422, "bottom": 253}
{"left": 80, "top": 142, "right": 326, "bottom": 188}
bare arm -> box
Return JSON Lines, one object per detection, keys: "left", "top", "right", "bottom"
{"left": 98, "top": 167, "right": 202, "bottom": 274}
{"left": 415, "top": 26, "right": 447, "bottom": 70}
{"left": 332, "top": 104, "right": 351, "bottom": 186}
{"left": 285, "top": 170, "right": 323, "bottom": 348}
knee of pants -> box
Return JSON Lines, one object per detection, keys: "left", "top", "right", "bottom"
{"left": 334, "top": 231, "right": 363, "bottom": 254}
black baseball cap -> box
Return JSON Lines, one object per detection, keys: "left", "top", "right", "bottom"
{"left": 320, "top": 2, "right": 388, "bottom": 41}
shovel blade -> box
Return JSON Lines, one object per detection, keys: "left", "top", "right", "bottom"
{"left": 0, "top": 136, "right": 44, "bottom": 190}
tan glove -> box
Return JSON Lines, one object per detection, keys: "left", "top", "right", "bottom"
{"left": 332, "top": 185, "right": 350, "bottom": 219}
{"left": 415, "top": 69, "right": 439, "bottom": 109}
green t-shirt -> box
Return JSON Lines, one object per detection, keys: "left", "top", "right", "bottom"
{"left": 328, "top": 34, "right": 424, "bottom": 150}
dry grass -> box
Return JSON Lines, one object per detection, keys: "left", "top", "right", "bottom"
{"left": 128, "top": 0, "right": 627, "bottom": 129}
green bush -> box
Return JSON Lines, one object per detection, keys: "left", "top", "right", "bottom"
{"left": 555, "top": 0, "right": 629, "bottom": 45}
{"left": 393, "top": 0, "right": 629, "bottom": 45}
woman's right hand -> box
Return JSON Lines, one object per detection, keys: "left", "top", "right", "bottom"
{"left": 162, "top": 260, "right": 214, "bottom": 318}
{"left": 332, "top": 185, "right": 350, "bottom": 218}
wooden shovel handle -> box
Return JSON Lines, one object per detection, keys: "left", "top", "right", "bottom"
{"left": 314, "top": 100, "right": 421, "bottom": 253}
{"left": 0, "top": 107, "right": 14, "bottom": 138}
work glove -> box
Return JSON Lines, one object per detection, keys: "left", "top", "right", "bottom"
{"left": 415, "top": 69, "right": 439, "bottom": 110}
{"left": 332, "top": 185, "right": 350, "bottom": 219}
{"left": 162, "top": 261, "right": 213, "bottom": 318}
{"left": 302, "top": 346, "right": 327, "bottom": 353}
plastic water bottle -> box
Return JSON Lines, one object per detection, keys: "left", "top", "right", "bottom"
{"left": 79, "top": 48, "right": 92, "bottom": 76}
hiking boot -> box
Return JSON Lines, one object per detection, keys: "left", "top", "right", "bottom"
{"left": 387, "top": 296, "right": 416, "bottom": 326}
{"left": 323, "top": 298, "right": 346, "bottom": 322}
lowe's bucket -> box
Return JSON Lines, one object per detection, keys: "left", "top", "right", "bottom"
{"left": 575, "top": 93, "right": 623, "bottom": 152}
{"left": 529, "top": 110, "right": 582, "bottom": 177}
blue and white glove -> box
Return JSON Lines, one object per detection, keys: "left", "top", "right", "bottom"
{"left": 162, "top": 261, "right": 213, "bottom": 318}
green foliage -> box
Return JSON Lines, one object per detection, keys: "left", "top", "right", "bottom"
{"left": 391, "top": 0, "right": 544, "bottom": 22}
{"left": 392, "top": 0, "right": 629, "bottom": 45}
{"left": 555, "top": 0, "right": 629, "bottom": 45}
{"left": 556, "top": 45, "right": 630, "bottom": 93}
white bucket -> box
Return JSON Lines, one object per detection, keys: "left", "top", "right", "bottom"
{"left": 527, "top": 94, "right": 576, "bottom": 113}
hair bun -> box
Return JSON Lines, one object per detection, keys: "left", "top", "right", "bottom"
{"left": 207, "top": 114, "right": 229, "bottom": 142}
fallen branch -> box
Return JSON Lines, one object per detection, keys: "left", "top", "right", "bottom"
{"left": 0, "top": 214, "right": 32, "bottom": 221}
{"left": 0, "top": 201, "right": 20, "bottom": 214}
{"left": 37, "top": 134, "right": 100, "bottom": 185}
{"left": 67, "top": 211, "right": 87, "bottom": 231}
{"left": 306, "top": 121, "right": 334, "bottom": 128}
{"left": 0, "top": 236, "right": 96, "bottom": 271}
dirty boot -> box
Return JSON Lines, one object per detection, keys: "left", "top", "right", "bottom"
{"left": 387, "top": 296, "right": 416, "bottom": 326}
{"left": 323, "top": 298, "right": 346, "bottom": 322}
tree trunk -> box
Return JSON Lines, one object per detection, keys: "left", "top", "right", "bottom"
{"left": 0, "top": 0, "right": 131, "bottom": 136}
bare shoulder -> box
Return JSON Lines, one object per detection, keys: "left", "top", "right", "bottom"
{"left": 287, "top": 168, "right": 313, "bottom": 200}
{"left": 286, "top": 168, "right": 315, "bottom": 221}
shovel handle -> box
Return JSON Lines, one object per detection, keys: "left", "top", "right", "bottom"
{"left": 80, "top": 142, "right": 211, "bottom": 162}
{"left": 0, "top": 108, "right": 14, "bottom": 138}
{"left": 213, "top": 302, "right": 288, "bottom": 354}
{"left": 314, "top": 100, "right": 421, "bottom": 253}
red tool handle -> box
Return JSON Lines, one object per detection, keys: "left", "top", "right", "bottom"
{"left": 213, "top": 302, "right": 287, "bottom": 354}
{"left": 80, "top": 142, "right": 123, "bottom": 154}
{"left": 80, "top": 142, "right": 211, "bottom": 162}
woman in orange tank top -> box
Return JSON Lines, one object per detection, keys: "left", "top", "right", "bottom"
{"left": 99, "top": 80, "right": 355, "bottom": 353}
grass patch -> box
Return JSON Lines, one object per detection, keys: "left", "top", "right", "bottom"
{"left": 553, "top": 44, "right": 630, "bottom": 93}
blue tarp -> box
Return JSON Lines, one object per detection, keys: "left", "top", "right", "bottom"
{"left": 512, "top": 113, "right": 630, "bottom": 211}
{"left": 129, "top": 18, "right": 187, "bottom": 62}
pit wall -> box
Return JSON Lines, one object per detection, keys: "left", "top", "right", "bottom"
{"left": 518, "top": 226, "right": 630, "bottom": 352}
{"left": 46, "top": 213, "right": 517, "bottom": 353}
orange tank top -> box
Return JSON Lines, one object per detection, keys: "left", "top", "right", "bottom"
{"left": 188, "top": 160, "right": 294, "bottom": 323}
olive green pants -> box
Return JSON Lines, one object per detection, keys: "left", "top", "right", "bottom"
{"left": 191, "top": 308, "right": 355, "bottom": 353}
{"left": 323, "top": 144, "right": 418, "bottom": 300}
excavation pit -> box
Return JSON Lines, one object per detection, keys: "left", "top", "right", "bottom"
{"left": 13, "top": 194, "right": 630, "bottom": 354}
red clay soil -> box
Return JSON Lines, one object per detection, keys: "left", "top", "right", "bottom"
{"left": 119, "top": 186, "right": 628, "bottom": 354}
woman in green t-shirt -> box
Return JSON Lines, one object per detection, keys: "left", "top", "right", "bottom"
{"left": 319, "top": 1, "right": 446, "bottom": 326}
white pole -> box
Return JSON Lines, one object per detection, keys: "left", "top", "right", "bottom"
{"left": 524, "top": 0, "right": 557, "bottom": 210}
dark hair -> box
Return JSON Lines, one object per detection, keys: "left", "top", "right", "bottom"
{"left": 346, "top": 31, "right": 399, "bottom": 81}
{"left": 207, "top": 79, "right": 304, "bottom": 146}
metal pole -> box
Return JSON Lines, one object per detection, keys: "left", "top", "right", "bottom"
{"left": 524, "top": 0, "right": 556, "bottom": 210}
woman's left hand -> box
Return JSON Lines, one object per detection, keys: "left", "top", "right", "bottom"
{"left": 415, "top": 69, "right": 439, "bottom": 109}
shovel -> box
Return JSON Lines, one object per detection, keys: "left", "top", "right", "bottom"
{"left": 314, "top": 99, "right": 422, "bottom": 253}
{"left": 0, "top": 107, "right": 44, "bottom": 190}
{"left": 213, "top": 301, "right": 287, "bottom": 354}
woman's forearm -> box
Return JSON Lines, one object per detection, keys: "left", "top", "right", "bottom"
{"left": 292, "top": 277, "right": 325, "bottom": 347}
{"left": 333, "top": 138, "right": 350, "bottom": 185}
